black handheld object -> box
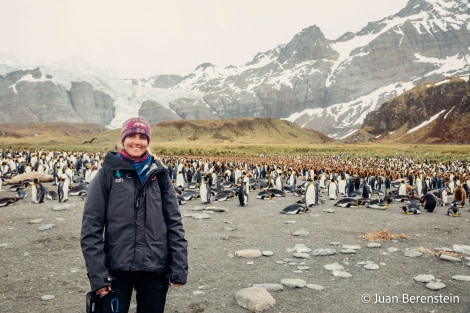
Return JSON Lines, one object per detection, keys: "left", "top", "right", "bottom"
{"left": 86, "top": 291, "right": 101, "bottom": 313}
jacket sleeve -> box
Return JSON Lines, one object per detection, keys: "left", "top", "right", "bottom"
{"left": 159, "top": 170, "right": 188, "bottom": 284}
{"left": 80, "top": 170, "right": 111, "bottom": 291}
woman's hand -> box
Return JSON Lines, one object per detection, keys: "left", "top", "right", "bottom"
{"left": 96, "top": 285, "right": 112, "bottom": 295}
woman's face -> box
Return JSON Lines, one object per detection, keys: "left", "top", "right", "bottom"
{"left": 123, "top": 133, "right": 149, "bottom": 160}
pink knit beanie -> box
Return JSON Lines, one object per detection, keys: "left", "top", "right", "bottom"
{"left": 120, "top": 117, "right": 151, "bottom": 144}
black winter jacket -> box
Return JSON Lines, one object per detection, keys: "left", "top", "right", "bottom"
{"left": 80, "top": 152, "right": 188, "bottom": 291}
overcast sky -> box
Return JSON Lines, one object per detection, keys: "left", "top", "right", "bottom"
{"left": 2, "top": 0, "right": 409, "bottom": 78}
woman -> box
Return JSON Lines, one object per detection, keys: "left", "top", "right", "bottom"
{"left": 81, "top": 117, "right": 188, "bottom": 313}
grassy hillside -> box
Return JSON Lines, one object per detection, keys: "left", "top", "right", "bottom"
{"left": 1, "top": 118, "right": 469, "bottom": 161}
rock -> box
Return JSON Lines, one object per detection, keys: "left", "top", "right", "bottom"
{"left": 37, "top": 224, "right": 54, "bottom": 231}
{"left": 0, "top": 243, "right": 7, "bottom": 248}
{"left": 252, "top": 283, "right": 284, "bottom": 292}
{"left": 312, "top": 248, "right": 336, "bottom": 256}
{"left": 452, "top": 244, "right": 470, "bottom": 255}
{"left": 52, "top": 204, "right": 75, "bottom": 211}
{"left": 292, "top": 230, "right": 309, "bottom": 236}
{"left": 293, "top": 252, "right": 310, "bottom": 259}
{"left": 323, "top": 263, "right": 344, "bottom": 271}
{"left": 340, "top": 249, "right": 357, "bottom": 254}
{"left": 322, "top": 208, "right": 335, "bottom": 213}
{"left": 439, "top": 254, "right": 461, "bottom": 262}
{"left": 306, "top": 284, "right": 325, "bottom": 291}
{"left": 332, "top": 271, "right": 352, "bottom": 278}
{"left": 387, "top": 247, "right": 399, "bottom": 253}
{"left": 342, "top": 244, "right": 361, "bottom": 250}
{"left": 193, "top": 291, "right": 205, "bottom": 295}
{"left": 235, "top": 249, "right": 262, "bottom": 258}
{"left": 364, "top": 264, "right": 379, "bottom": 270}
{"left": 404, "top": 250, "right": 423, "bottom": 258}
{"left": 41, "top": 295, "right": 55, "bottom": 301}
{"left": 28, "top": 219, "right": 43, "bottom": 224}
{"left": 262, "top": 251, "right": 274, "bottom": 256}
{"left": 367, "top": 242, "right": 382, "bottom": 248}
{"left": 186, "top": 213, "right": 211, "bottom": 220}
{"left": 280, "top": 278, "right": 306, "bottom": 288}
{"left": 452, "top": 275, "right": 470, "bottom": 281}
{"left": 235, "top": 286, "right": 276, "bottom": 313}
{"left": 413, "top": 274, "right": 435, "bottom": 283}
{"left": 425, "top": 281, "right": 446, "bottom": 290}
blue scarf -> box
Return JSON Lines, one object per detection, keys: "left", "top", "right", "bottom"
{"left": 118, "top": 149, "right": 152, "bottom": 183}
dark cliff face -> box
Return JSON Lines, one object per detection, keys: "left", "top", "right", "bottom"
{"left": 0, "top": 69, "right": 115, "bottom": 124}
{"left": 359, "top": 77, "right": 470, "bottom": 143}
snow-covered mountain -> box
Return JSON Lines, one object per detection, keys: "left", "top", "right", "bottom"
{"left": 0, "top": 0, "right": 469, "bottom": 139}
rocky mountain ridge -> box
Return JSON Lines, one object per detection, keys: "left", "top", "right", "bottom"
{"left": 0, "top": 0, "right": 469, "bottom": 141}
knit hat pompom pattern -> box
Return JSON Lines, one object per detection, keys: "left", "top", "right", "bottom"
{"left": 120, "top": 117, "right": 151, "bottom": 144}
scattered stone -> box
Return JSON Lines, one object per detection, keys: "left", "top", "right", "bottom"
{"left": 235, "top": 249, "right": 262, "bottom": 258}
{"left": 439, "top": 254, "right": 461, "bottom": 262}
{"left": 225, "top": 227, "right": 236, "bottom": 231}
{"left": 323, "top": 263, "right": 344, "bottom": 271}
{"left": 253, "top": 283, "right": 283, "bottom": 292}
{"left": 332, "top": 271, "right": 352, "bottom": 278}
{"left": 186, "top": 213, "right": 211, "bottom": 220}
{"left": 193, "top": 291, "right": 205, "bottom": 295}
{"left": 340, "top": 249, "right": 356, "bottom": 254}
{"left": 426, "top": 281, "right": 446, "bottom": 290}
{"left": 293, "top": 252, "right": 310, "bottom": 259}
{"left": 297, "top": 266, "right": 310, "bottom": 271}
{"left": 191, "top": 206, "right": 206, "bottom": 211}
{"left": 247, "top": 261, "right": 254, "bottom": 265}
{"left": 364, "top": 264, "right": 379, "bottom": 270}
{"left": 413, "top": 274, "right": 435, "bottom": 283}
{"left": 312, "top": 248, "right": 336, "bottom": 256}
{"left": 205, "top": 206, "right": 228, "bottom": 212}
{"left": 387, "top": 247, "right": 398, "bottom": 253}
{"left": 52, "top": 204, "right": 75, "bottom": 211}
{"left": 367, "top": 242, "right": 381, "bottom": 248}
{"left": 292, "top": 230, "right": 309, "bottom": 236}
{"left": 284, "top": 220, "right": 296, "bottom": 224}
{"left": 236, "top": 286, "right": 276, "bottom": 313}
{"left": 330, "top": 242, "right": 341, "bottom": 246}
{"left": 404, "top": 250, "right": 423, "bottom": 258}
{"left": 322, "top": 208, "right": 335, "bottom": 213}
{"left": 37, "top": 224, "right": 54, "bottom": 231}
{"left": 0, "top": 243, "right": 7, "bottom": 248}
{"left": 342, "top": 244, "right": 361, "bottom": 250}
{"left": 306, "top": 284, "right": 325, "bottom": 291}
{"left": 28, "top": 219, "right": 43, "bottom": 224}
{"left": 262, "top": 251, "right": 273, "bottom": 256}
{"left": 452, "top": 275, "right": 470, "bottom": 281}
{"left": 41, "top": 295, "right": 55, "bottom": 301}
{"left": 452, "top": 244, "right": 470, "bottom": 255}
{"left": 280, "top": 278, "right": 306, "bottom": 288}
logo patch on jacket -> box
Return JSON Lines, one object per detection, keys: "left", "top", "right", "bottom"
{"left": 115, "top": 171, "right": 123, "bottom": 183}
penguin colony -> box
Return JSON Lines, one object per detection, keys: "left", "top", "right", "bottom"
{"left": 1, "top": 150, "right": 469, "bottom": 218}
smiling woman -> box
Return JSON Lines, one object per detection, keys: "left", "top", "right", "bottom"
{"left": 80, "top": 116, "right": 188, "bottom": 313}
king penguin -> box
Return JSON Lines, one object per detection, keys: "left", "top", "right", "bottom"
{"left": 305, "top": 178, "right": 318, "bottom": 207}
{"left": 31, "top": 178, "right": 45, "bottom": 203}
{"left": 200, "top": 175, "right": 211, "bottom": 204}
{"left": 238, "top": 181, "right": 249, "bottom": 207}
{"left": 58, "top": 177, "right": 69, "bottom": 202}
